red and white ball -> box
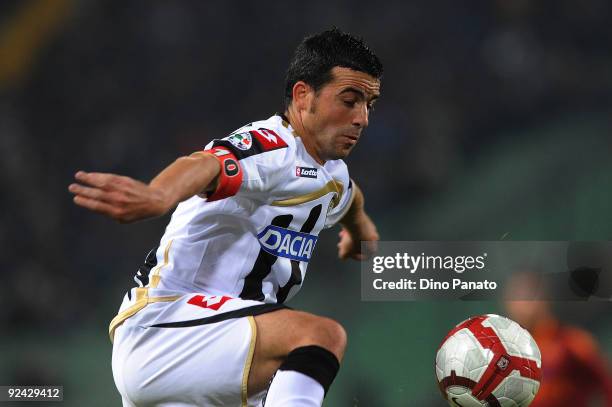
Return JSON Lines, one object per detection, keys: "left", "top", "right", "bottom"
{"left": 435, "top": 314, "right": 542, "bottom": 406}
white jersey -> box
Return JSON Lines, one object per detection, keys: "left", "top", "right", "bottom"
{"left": 111, "top": 114, "right": 354, "bottom": 339}
{"left": 110, "top": 115, "right": 355, "bottom": 405}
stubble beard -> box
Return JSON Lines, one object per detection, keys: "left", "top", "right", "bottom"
{"left": 308, "top": 98, "right": 353, "bottom": 161}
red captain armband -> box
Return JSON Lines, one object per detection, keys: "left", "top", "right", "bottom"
{"left": 203, "top": 146, "right": 243, "bottom": 201}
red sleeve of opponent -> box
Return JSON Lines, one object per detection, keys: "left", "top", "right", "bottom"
{"left": 203, "top": 147, "right": 243, "bottom": 201}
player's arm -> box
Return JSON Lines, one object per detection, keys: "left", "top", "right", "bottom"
{"left": 337, "top": 182, "right": 379, "bottom": 260}
{"left": 68, "top": 151, "right": 221, "bottom": 223}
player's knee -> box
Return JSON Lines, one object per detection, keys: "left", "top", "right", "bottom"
{"left": 327, "top": 319, "right": 347, "bottom": 359}
{"left": 301, "top": 317, "right": 347, "bottom": 361}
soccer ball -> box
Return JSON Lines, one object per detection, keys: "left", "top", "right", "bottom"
{"left": 435, "top": 314, "right": 542, "bottom": 407}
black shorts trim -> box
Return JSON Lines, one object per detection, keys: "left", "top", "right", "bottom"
{"left": 150, "top": 303, "right": 289, "bottom": 328}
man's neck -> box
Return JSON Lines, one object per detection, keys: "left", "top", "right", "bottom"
{"left": 283, "top": 108, "right": 325, "bottom": 165}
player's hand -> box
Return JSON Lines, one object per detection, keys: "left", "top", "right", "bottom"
{"left": 68, "top": 171, "right": 170, "bottom": 223}
{"left": 337, "top": 212, "right": 379, "bottom": 261}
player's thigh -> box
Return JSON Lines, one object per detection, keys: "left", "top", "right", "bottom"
{"left": 114, "top": 316, "right": 256, "bottom": 406}
{"left": 247, "top": 309, "right": 347, "bottom": 395}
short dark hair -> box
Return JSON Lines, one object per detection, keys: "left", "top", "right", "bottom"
{"left": 284, "top": 28, "right": 383, "bottom": 109}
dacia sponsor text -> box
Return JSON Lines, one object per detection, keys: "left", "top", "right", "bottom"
{"left": 257, "top": 225, "right": 318, "bottom": 262}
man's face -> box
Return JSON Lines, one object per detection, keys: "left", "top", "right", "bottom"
{"left": 301, "top": 67, "right": 380, "bottom": 162}
{"left": 503, "top": 272, "right": 550, "bottom": 330}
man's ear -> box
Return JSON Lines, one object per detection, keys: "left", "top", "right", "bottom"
{"left": 292, "top": 81, "right": 312, "bottom": 112}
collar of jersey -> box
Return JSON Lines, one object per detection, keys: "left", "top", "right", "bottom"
{"left": 274, "top": 112, "right": 333, "bottom": 171}
{"left": 275, "top": 112, "right": 298, "bottom": 139}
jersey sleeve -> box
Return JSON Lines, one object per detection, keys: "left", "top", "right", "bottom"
{"left": 203, "top": 127, "right": 291, "bottom": 201}
{"left": 324, "top": 168, "right": 355, "bottom": 229}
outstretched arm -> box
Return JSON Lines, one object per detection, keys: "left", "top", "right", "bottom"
{"left": 337, "top": 182, "right": 379, "bottom": 260}
{"left": 68, "top": 151, "right": 220, "bottom": 223}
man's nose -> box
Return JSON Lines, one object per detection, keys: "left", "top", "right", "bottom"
{"left": 352, "top": 103, "right": 369, "bottom": 128}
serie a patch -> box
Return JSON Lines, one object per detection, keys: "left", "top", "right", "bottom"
{"left": 211, "top": 128, "right": 288, "bottom": 160}
{"left": 296, "top": 166, "right": 318, "bottom": 178}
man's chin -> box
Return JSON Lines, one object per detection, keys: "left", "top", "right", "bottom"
{"left": 336, "top": 144, "right": 357, "bottom": 159}
{"left": 321, "top": 144, "right": 354, "bottom": 161}
{"left": 328, "top": 151, "right": 350, "bottom": 161}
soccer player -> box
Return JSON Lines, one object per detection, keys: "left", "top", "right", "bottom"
{"left": 69, "top": 28, "right": 382, "bottom": 406}
{"left": 504, "top": 272, "right": 612, "bottom": 407}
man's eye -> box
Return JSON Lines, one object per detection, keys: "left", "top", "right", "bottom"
{"left": 343, "top": 100, "right": 356, "bottom": 107}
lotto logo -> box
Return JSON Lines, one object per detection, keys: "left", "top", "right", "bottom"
{"left": 251, "top": 128, "right": 287, "bottom": 151}
{"left": 296, "top": 166, "right": 318, "bottom": 178}
{"left": 187, "top": 295, "right": 232, "bottom": 311}
{"left": 257, "top": 225, "right": 318, "bottom": 262}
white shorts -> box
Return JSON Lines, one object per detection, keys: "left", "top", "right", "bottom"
{"left": 111, "top": 293, "right": 285, "bottom": 407}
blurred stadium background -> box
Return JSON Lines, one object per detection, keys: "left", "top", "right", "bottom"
{"left": 1, "top": 1, "right": 611, "bottom": 406}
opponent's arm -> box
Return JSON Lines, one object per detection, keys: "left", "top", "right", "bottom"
{"left": 337, "top": 182, "right": 379, "bottom": 260}
{"left": 68, "top": 151, "right": 220, "bottom": 223}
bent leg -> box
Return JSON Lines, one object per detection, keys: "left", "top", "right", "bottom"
{"left": 248, "top": 309, "right": 347, "bottom": 397}
{"left": 114, "top": 316, "right": 257, "bottom": 406}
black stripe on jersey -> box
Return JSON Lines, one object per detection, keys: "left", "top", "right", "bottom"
{"left": 132, "top": 248, "right": 158, "bottom": 294}
{"left": 209, "top": 129, "right": 287, "bottom": 161}
{"left": 150, "top": 303, "right": 288, "bottom": 328}
{"left": 209, "top": 139, "right": 256, "bottom": 160}
{"left": 276, "top": 204, "right": 323, "bottom": 303}
{"left": 240, "top": 214, "right": 293, "bottom": 301}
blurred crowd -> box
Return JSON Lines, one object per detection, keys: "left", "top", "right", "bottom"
{"left": 1, "top": 0, "right": 611, "bottom": 339}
